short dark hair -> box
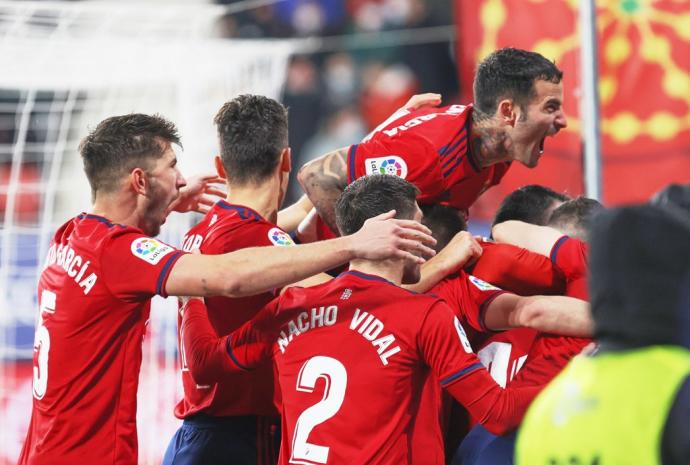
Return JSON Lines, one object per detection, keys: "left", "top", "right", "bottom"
{"left": 474, "top": 48, "right": 563, "bottom": 115}
{"left": 548, "top": 196, "right": 603, "bottom": 240}
{"left": 336, "top": 175, "right": 419, "bottom": 236}
{"left": 79, "top": 113, "right": 180, "bottom": 196}
{"left": 214, "top": 94, "right": 288, "bottom": 185}
{"left": 493, "top": 185, "right": 570, "bottom": 227}
{"left": 421, "top": 204, "right": 467, "bottom": 252}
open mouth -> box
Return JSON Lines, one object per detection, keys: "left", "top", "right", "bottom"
{"left": 539, "top": 136, "right": 546, "bottom": 154}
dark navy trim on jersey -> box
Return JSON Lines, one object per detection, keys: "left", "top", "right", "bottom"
{"left": 342, "top": 270, "right": 394, "bottom": 285}
{"left": 439, "top": 132, "right": 468, "bottom": 159}
{"left": 478, "top": 291, "right": 507, "bottom": 332}
{"left": 156, "top": 251, "right": 184, "bottom": 296}
{"left": 77, "top": 213, "right": 127, "bottom": 229}
{"left": 550, "top": 235, "right": 570, "bottom": 264}
{"left": 440, "top": 362, "right": 483, "bottom": 386}
{"left": 348, "top": 144, "right": 358, "bottom": 184}
{"left": 216, "top": 201, "right": 263, "bottom": 222}
{"left": 226, "top": 336, "right": 250, "bottom": 371}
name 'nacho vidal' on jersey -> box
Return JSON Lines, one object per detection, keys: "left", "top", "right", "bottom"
{"left": 276, "top": 305, "right": 401, "bottom": 366}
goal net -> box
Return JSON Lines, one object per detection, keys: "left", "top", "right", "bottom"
{"left": 0, "top": 2, "right": 294, "bottom": 463}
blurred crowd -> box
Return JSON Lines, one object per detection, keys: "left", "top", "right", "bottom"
{"left": 216, "top": 0, "right": 458, "bottom": 202}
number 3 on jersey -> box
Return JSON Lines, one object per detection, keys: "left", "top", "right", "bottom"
{"left": 33, "top": 290, "right": 56, "bottom": 400}
{"left": 290, "top": 356, "right": 347, "bottom": 465}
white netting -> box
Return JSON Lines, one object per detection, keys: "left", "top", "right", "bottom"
{"left": 0, "top": 2, "right": 294, "bottom": 463}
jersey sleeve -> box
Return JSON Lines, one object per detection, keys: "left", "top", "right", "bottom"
{"left": 181, "top": 298, "right": 278, "bottom": 385}
{"left": 346, "top": 136, "right": 445, "bottom": 204}
{"left": 431, "top": 274, "right": 505, "bottom": 333}
{"left": 101, "top": 232, "right": 185, "bottom": 299}
{"left": 417, "top": 301, "right": 540, "bottom": 435}
{"left": 471, "top": 241, "right": 566, "bottom": 296}
{"left": 549, "top": 236, "right": 588, "bottom": 280}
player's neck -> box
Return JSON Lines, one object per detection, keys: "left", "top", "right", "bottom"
{"left": 349, "top": 259, "right": 404, "bottom": 286}
{"left": 90, "top": 192, "right": 140, "bottom": 228}
{"left": 226, "top": 181, "right": 281, "bottom": 224}
{"left": 470, "top": 111, "right": 512, "bottom": 168}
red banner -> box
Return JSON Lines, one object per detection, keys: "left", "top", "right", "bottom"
{"left": 455, "top": 0, "right": 690, "bottom": 219}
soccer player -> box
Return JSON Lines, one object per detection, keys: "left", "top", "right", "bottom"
{"left": 491, "top": 184, "right": 570, "bottom": 229}
{"left": 19, "top": 114, "right": 436, "bottom": 465}
{"left": 298, "top": 48, "right": 568, "bottom": 231}
{"left": 181, "top": 175, "right": 545, "bottom": 465}
{"left": 165, "top": 95, "right": 340, "bottom": 465}
{"left": 516, "top": 205, "right": 690, "bottom": 465}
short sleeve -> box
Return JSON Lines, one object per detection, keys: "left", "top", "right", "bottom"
{"left": 432, "top": 273, "right": 504, "bottom": 333}
{"left": 550, "top": 236, "right": 588, "bottom": 281}
{"left": 417, "top": 300, "right": 484, "bottom": 388}
{"left": 101, "top": 232, "right": 185, "bottom": 299}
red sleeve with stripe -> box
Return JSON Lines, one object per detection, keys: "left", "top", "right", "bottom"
{"left": 418, "top": 301, "right": 540, "bottom": 435}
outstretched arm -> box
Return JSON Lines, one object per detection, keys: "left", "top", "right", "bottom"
{"left": 277, "top": 194, "right": 313, "bottom": 233}
{"left": 166, "top": 210, "right": 436, "bottom": 298}
{"left": 483, "top": 294, "right": 593, "bottom": 337}
{"left": 297, "top": 147, "right": 349, "bottom": 233}
{"left": 492, "top": 221, "right": 564, "bottom": 257}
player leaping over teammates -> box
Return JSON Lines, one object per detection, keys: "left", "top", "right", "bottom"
{"left": 180, "top": 175, "right": 542, "bottom": 465}
{"left": 298, "top": 48, "right": 568, "bottom": 231}
{"left": 19, "top": 114, "right": 436, "bottom": 465}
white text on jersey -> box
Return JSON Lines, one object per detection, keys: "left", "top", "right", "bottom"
{"left": 349, "top": 309, "right": 401, "bottom": 366}
{"left": 381, "top": 105, "right": 466, "bottom": 138}
{"left": 181, "top": 234, "right": 203, "bottom": 252}
{"left": 277, "top": 305, "right": 338, "bottom": 354}
{"left": 44, "top": 243, "right": 98, "bottom": 294}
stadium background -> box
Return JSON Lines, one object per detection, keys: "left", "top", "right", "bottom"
{"left": 0, "top": 0, "right": 688, "bottom": 464}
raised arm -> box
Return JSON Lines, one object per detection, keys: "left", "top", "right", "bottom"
{"left": 404, "top": 231, "right": 483, "bottom": 293}
{"left": 297, "top": 147, "right": 349, "bottom": 233}
{"left": 277, "top": 194, "right": 313, "bottom": 233}
{"left": 483, "top": 294, "right": 593, "bottom": 337}
{"left": 492, "top": 220, "right": 564, "bottom": 257}
{"left": 166, "top": 210, "right": 436, "bottom": 298}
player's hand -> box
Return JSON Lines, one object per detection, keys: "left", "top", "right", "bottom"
{"left": 438, "top": 231, "right": 483, "bottom": 271}
{"left": 296, "top": 207, "right": 320, "bottom": 243}
{"left": 170, "top": 173, "right": 226, "bottom": 215}
{"left": 348, "top": 210, "right": 436, "bottom": 264}
{"left": 404, "top": 93, "right": 442, "bottom": 111}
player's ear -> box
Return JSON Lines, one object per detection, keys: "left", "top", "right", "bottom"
{"left": 280, "top": 147, "right": 291, "bottom": 173}
{"left": 214, "top": 155, "right": 227, "bottom": 180}
{"left": 497, "top": 99, "right": 517, "bottom": 126}
{"left": 130, "top": 167, "right": 147, "bottom": 195}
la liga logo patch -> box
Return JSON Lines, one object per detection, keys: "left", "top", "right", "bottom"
{"left": 131, "top": 237, "right": 174, "bottom": 265}
{"left": 364, "top": 155, "right": 408, "bottom": 179}
{"left": 268, "top": 228, "right": 295, "bottom": 247}
{"left": 469, "top": 275, "right": 501, "bottom": 292}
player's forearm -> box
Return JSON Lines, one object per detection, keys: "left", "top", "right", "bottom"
{"left": 403, "top": 255, "right": 455, "bottom": 293}
{"left": 514, "top": 296, "right": 593, "bottom": 337}
{"left": 297, "top": 148, "right": 349, "bottom": 233}
{"left": 169, "top": 237, "right": 357, "bottom": 297}
{"left": 492, "top": 221, "right": 563, "bottom": 258}
{"left": 182, "top": 300, "right": 247, "bottom": 384}
{"left": 446, "top": 369, "right": 540, "bottom": 435}
{"left": 277, "top": 194, "right": 313, "bottom": 232}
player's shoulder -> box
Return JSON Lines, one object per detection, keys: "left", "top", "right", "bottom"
{"left": 201, "top": 202, "right": 294, "bottom": 249}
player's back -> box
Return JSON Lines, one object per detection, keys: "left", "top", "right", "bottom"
{"left": 20, "top": 214, "right": 183, "bottom": 465}
{"left": 273, "top": 271, "right": 444, "bottom": 465}
{"left": 176, "top": 201, "right": 283, "bottom": 418}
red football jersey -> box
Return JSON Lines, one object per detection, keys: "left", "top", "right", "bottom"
{"left": 347, "top": 104, "right": 511, "bottom": 212}
{"left": 19, "top": 214, "right": 184, "bottom": 465}
{"left": 175, "top": 201, "right": 293, "bottom": 418}
{"left": 509, "top": 236, "right": 591, "bottom": 389}
{"left": 183, "top": 271, "right": 538, "bottom": 464}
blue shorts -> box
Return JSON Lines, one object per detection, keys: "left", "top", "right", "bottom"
{"left": 451, "top": 424, "right": 516, "bottom": 465}
{"left": 162, "top": 413, "right": 281, "bottom": 465}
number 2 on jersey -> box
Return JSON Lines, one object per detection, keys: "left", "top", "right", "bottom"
{"left": 290, "top": 356, "right": 347, "bottom": 465}
{"left": 33, "top": 290, "right": 56, "bottom": 400}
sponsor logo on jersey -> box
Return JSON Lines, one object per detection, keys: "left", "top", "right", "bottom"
{"left": 131, "top": 238, "right": 175, "bottom": 265}
{"left": 364, "top": 156, "right": 408, "bottom": 179}
{"left": 268, "top": 227, "right": 295, "bottom": 246}
{"left": 469, "top": 275, "right": 501, "bottom": 292}
{"left": 454, "top": 316, "right": 473, "bottom": 353}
